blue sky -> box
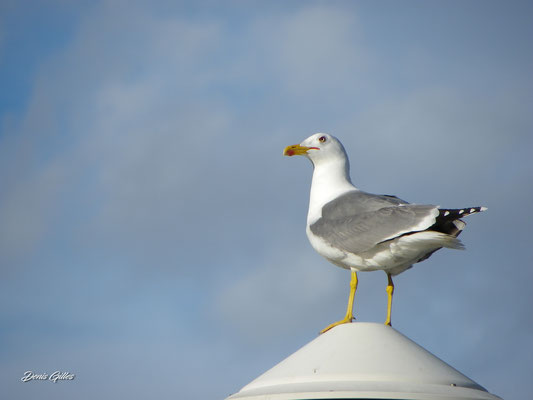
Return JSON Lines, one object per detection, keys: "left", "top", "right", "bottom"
{"left": 1, "top": 1, "right": 532, "bottom": 399}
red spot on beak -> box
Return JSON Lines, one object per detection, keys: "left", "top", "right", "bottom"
{"left": 286, "top": 149, "right": 295, "bottom": 156}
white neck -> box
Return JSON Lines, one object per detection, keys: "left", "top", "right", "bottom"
{"left": 307, "top": 158, "right": 356, "bottom": 223}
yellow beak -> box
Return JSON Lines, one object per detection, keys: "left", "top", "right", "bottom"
{"left": 283, "top": 144, "right": 319, "bottom": 156}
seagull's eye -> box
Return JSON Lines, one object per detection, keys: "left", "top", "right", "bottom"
{"left": 318, "top": 136, "right": 327, "bottom": 143}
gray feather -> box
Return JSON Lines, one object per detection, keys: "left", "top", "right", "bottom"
{"left": 319, "top": 190, "right": 409, "bottom": 219}
{"left": 310, "top": 192, "right": 438, "bottom": 254}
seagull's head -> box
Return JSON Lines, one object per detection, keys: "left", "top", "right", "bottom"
{"left": 283, "top": 133, "right": 348, "bottom": 166}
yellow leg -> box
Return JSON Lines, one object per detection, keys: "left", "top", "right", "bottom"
{"left": 320, "top": 270, "right": 358, "bottom": 334}
{"left": 385, "top": 273, "right": 394, "bottom": 326}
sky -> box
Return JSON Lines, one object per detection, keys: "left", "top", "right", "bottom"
{"left": 0, "top": 0, "right": 531, "bottom": 399}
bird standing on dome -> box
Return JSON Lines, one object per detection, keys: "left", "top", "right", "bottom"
{"left": 284, "top": 133, "right": 486, "bottom": 334}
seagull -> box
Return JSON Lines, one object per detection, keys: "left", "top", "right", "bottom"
{"left": 283, "top": 133, "right": 486, "bottom": 333}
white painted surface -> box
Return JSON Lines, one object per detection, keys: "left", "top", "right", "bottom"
{"left": 226, "top": 323, "right": 502, "bottom": 400}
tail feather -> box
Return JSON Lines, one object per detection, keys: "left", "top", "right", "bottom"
{"left": 428, "top": 206, "right": 486, "bottom": 237}
{"left": 413, "top": 205, "right": 485, "bottom": 265}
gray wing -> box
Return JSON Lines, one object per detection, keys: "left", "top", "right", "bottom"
{"left": 310, "top": 198, "right": 438, "bottom": 254}
{"left": 320, "top": 190, "right": 409, "bottom": 220}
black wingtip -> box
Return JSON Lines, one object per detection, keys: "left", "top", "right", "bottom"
{"left": 439, "top": 206, "right": 486, "bottom": 219}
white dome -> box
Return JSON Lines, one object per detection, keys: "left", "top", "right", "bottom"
{"left": 227, "top": 323, "right": 502, "bottom": 400}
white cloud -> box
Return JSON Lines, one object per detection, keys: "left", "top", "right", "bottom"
{"left": 215, "top": 242, "right": 343, "bottom": 341}
{"left": 243, "top": 4, "right": 369, "bottom": 99}
{"left": 0, "top": 157, "right": 68, "bottom": 261}
{"left": 0, "top": 5, "right": 234, "bottom": 267}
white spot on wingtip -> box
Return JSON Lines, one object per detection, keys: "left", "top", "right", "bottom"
{"left": 444, "top": 211, "right": 450, "bottom": 216}
{"left": 459, "top": 209, "right": 464, "bottom": 214}
{"left": 469, "top": 208, "right": 475, "bottom": 213}
{"left": 481, "top": 206, "right": 488, "bottom": 211}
